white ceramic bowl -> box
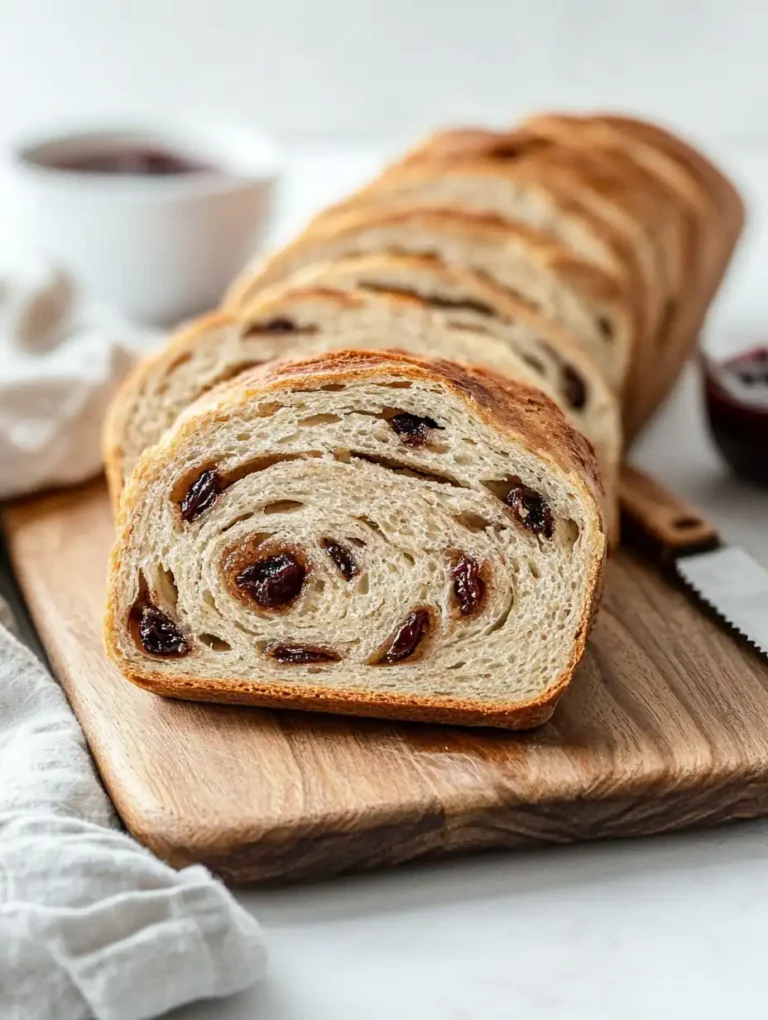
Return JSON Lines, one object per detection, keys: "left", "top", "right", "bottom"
{"left": 9, "top": 121, "right": 282, "bottom": 324}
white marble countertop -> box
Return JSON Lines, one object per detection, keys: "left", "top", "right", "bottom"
{"left": 5, "top": 140, "right": 768, "bottom": 1020}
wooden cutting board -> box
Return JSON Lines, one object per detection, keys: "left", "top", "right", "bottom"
{"left": 3, "top": 476, "right": 768, "bottom": 884}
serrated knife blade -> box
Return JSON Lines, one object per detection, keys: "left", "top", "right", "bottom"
{"left": 620, "top": 465, "right": 768, "bottom": 659}
{"left": 676, "top": 546, "right": 768, "bottom": 656}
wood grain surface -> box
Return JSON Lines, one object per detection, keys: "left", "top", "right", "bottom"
{"left": 4, "top": 477, "right": 768, "bottom": 884}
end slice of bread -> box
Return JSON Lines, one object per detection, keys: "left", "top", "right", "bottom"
{"left": 104, "top": 350, "right": 606, "bottom": 729}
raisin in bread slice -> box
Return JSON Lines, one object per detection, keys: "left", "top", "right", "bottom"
{"left": 104, "top": 349, "right": 606, "bottom": 730}
{"left": 224, "top": 207, "right": 635, "bottom": 393}
{"left": 103, "top": 281, "right": 619, "bottom": 543}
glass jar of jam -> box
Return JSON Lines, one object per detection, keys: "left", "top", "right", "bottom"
{"left": 704, "top": 346, "right": 768, "bottom": 486}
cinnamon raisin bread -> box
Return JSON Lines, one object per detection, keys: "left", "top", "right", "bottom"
{"left": 104, "top": 350, "right": 606, "bottom": 729}
{"left": 103, "top": 279, "right": 619, "bottom": 542}
{"left": 224, "top": 208, "right": 635, "bottom": 392}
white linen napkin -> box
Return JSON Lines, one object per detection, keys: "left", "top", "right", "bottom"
{"left": 0, "top": 256, "right": 159, "bottom": 500}
{"left": 0, "top": 260, "right": 268, "bottom": 1017}
{"left": 0, "top": 601, "right": 267, "bottom": 1020}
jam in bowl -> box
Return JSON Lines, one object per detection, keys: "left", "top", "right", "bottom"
{"left": 39, "top": 145, "right": 218, "bottom": 177}
{"left": 704, "top": 346, "right": 768, "bottom": 486}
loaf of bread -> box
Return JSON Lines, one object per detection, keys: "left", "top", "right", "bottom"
{"left": 103, "top": 110, "right": 744, "bottom": 729}
{"left": 104, "top": 350, "right": 606, "bottom": 729}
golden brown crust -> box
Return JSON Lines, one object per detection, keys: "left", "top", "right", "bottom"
{"left": 104, "top": 349, "right": 606, "bottom": 730}
{"left": 517, "top": 112, "right": 744, "bottom": 436}
{"left": 591, "top": 113, "right": 745, "bottom": 235}
{"left": 105, "top": 660, "right": 563, "bottom": 730}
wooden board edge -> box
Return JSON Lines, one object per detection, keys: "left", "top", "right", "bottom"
{"left": 158, "top": 774, "right": 768, "bottom": 884}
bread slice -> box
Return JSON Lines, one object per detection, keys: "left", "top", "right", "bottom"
{"left": 224, "top": 208, "right": 635, "bottom": 392}
{"left": 103, "top": 295, "right": 540, "bottom": 500}
{"left": 265, "top": 255, "right": 621, "bottom": 518}
{"left": 104, "top": 349, "right": 606, "bottom": 730}
{"left": 305, "top": 158, "right": 656, "bottom": 350}
{"left": 103, "top": 279, "right": 618, "bottom": 542}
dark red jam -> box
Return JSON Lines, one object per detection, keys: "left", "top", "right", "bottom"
{"left": 43, "top": 146, "right": 216, "bottom": 176}
{"left": 704, "top": 346, "right": 768, "bottom": 486}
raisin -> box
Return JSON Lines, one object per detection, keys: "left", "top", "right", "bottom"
{"left": 322, "top": 538, "right": 358, "bottom": 580}
{"left": 359, "top": 282, "right": 495, "bottom": 317}
{"left": 236, "top": 553, "right": 306, "bottom": 608}
{"left": 254, "top": 317, "right": 297, "bottom": 333}
{"left": 180, "top": 468, "right": 223, "bottom": 522}
{"left": 136, "top": 604, "right": 189, "bottom": 657}
{"left": 426, "top": 294, "right": 495, "bottom": 317}
{"left": 504, "top": 480, "right": 554, "bottom": 538}
{"left": 597, "top": 315, "right": 614, "bottom": 340}
{"left": 389, "top": 412, "right": 444, "bottom": 447}
{"left": 268, "top": 644, "right": 340, "bottom": 664}
{"left": 244, "top": 318, "right": 319, "bottom": 337}
{"left": 562, "top": 365, "right": 587, "bottom": 410}
{"left": 522, "top": 352, "right": 545, "bottom": 375}
{"left": 377, "top": 609, "right": 430, "bottom": 664}
{"left": 451, "top": 554, "right": 485, "bottom": 616}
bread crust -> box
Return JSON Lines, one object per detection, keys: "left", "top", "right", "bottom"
{"left": 104, "top": 349, "right": 606, "bottom": 731}
{"left": 519, "top": 112, "right": 745, "bottom": 434}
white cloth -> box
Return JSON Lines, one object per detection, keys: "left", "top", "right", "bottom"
{"left": 0, "top": 605, "right": 267, "bottom": 1019}
{"left": 0, "top": 257, "right": 159, "bottom": 500}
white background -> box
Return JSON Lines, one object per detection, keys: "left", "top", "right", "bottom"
{"left": 0, "top": 0, "right": 766, "bottom": 143}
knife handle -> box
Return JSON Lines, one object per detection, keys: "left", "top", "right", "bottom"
{"left": 619, "top": 464, "right": 721, "bottom": 564}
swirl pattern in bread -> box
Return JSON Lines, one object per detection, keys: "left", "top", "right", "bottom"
{"left": 105, "top": 350, "right": 606, "bottom": 729}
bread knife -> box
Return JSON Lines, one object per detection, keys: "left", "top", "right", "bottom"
{"left": 619, "top": 465, "right": 768, "bottom": 657}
